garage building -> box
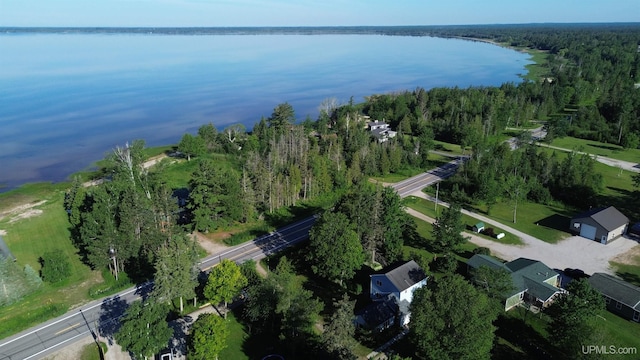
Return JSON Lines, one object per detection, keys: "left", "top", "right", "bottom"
{"left": 570, "top": 206, "right": 629, "bottom": 244}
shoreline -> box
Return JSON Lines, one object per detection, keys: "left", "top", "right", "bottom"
{"left": 0, "top": 35, "right": 543, "bottom": 199}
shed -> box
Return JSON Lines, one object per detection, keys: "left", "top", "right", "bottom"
{"left": 570, "top": 206, "right": 629, "bottom": 244}
{"left": 472, "top": 222, "right": 485, "bottom": 233}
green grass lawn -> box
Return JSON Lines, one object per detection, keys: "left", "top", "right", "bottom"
{"left": 610, "top": 260, "right": 640, "bottom": 288}
{"left": 218, "top": 311, "right": 250, "bottom": 360}
{"left": 433, "top": 140, "right": 464, "bottom": 155}
{"left": 370, "top": 167, "right": 425, "bottom": 184}
{"left": 547, "top": 136, "right": 640, "bottom": 164}
{"left": 468, "top": 200, "right": 573, "bottom": 244}
{"left": 0, "top": 191, "right": 102, "bottom": 338}
{"left": 404, "top": 196, "right": 523, "bottom": 245}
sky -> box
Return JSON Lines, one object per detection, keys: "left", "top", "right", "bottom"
{"left": 0, "top": 0, "right": 638, "bottom": 27}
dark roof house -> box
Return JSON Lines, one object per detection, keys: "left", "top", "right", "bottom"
{"left": 359, "top": 260, "right": 428, "bottom": 330}
{"left": 468, "top": 254, "right": 563, "bottom": 311}
{"left": 570, "top": 206, "right": 629, "bottom": 244}
{"left": 589, "top": 272, "right": 640, "bottom": 322}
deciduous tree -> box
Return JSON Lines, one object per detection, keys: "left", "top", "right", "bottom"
{"left": 307, "top": 212, "right": 364, "bottom": 286}
{"left": 410, "top": 275, "right": 497, "bottom": 360}
{"left": 204, "top": 259, "right": 247, "bottom": 317}
{"left": 431, "top": 203, "right": 467, "bottom": 253}
{"left": 114, "top": 300, "right": 172, "bottom": 360}
{"left": 177, "top": 133, "right": 205, "bottom": 161}
{"left": 547, "top": 278, "right": 605, "bottom": 358}
{"left": 188, "top": 313, "right": 228, "bottom": 360}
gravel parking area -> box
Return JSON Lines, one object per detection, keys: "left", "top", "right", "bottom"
{"left": 406, "top": 199, "right": 639, "bottom": 276}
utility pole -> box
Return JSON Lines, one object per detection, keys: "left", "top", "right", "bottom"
{"left": 435, "top": 182, "right": 440, "bottom": 213}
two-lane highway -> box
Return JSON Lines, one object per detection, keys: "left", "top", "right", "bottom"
{"left": 0, "top": 215, "right": 317, "bottom": 360}
{"left": 392, "top": 157, "right": 467, "bottom": 198}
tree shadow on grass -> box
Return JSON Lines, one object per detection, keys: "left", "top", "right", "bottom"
{"left": 615, "top": 271, "right": 640, "bottom": 288}
{"left": 587, "top": 143, "right": 621, "bottom": 152}
{"left": 494, "top": 313, "right": 558, "bottom": 360}
{"left": 535, "top": 214, "right": 571, "bottom": 233}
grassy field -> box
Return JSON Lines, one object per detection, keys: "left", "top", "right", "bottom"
{"left": 548, "top": 136, "right": 640, "bottom": 163}
{"left": 404, "top": 196, "right": 523, "bottom": 245}
{"left": 469, "top": 200, "right": 574, "bottom": 244}
{"left": 433, "top": 140, "right": 464, "bottom": 155}
{"left": 521, "top": 49, "right": 551, "bottom": 82}
{"left": 0, "top": 190, "right": 104, "bottom": 338}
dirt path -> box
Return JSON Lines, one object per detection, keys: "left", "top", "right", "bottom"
{"left": 192, "top": 231, "right": 231, "bottom": 255}
{"left": 0, "top": 200, "right": 47, "bottom": 222}
{"left": 537, "top": 143, "right": 640, "bottom": 173}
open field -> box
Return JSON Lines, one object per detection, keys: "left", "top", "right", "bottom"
{"left": 0, "top": 190, "right": 106, "bottom": 338}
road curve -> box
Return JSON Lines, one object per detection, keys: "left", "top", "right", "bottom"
{"left": 0, "top": 215, "right": 317, "bottom": 360}
{"left": 392, "top": 157, "right": 466, "bottom": 198}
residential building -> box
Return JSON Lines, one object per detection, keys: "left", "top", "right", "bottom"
{"left": 367, "top": 120, "right": 397, "bottom": 143}
{"left": 467, "top": 254, "right": 563, "bottom": 311}
{"left": 589, "top": 272, "right": 640, "bottom": 322}
{"left": 356, "top": 260, "right": 427, "bottom": 330}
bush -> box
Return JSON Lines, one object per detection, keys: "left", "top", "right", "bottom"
{"left": 482, "top": 227, "right": 495, "bottom": 237}
{"left": 472, "top": 247, "right": 491, "bottom": 255}
{"left": 40, "top": 250, "right": 72, "bottom": 283}
{"left": 432, "top": 255, "right": 458, "bottom": 273}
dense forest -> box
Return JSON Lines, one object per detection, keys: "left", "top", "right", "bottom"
{"left": 58, "top": 23, "right": 640, "bottom": 359}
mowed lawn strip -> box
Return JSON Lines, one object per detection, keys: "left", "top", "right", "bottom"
{"left": 548, "top": 136, "right": 640, "bottom": 164}
{"left": 404, "top": 196, "right": 523, "bottom": 245}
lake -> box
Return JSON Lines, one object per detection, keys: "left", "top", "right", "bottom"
{"left": 0, "top": 31, "right": 532, "bottom": 191}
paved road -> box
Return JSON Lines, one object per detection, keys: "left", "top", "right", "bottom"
{"left": 0, "top": 216, "right": 317, "bottom": 360}
{"left": 392, "top": 157, "right": 467, "bottom": 198}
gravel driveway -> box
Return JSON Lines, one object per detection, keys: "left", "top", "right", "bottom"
{"left": 406, "top": 194, "right": 639, "bottom": 276}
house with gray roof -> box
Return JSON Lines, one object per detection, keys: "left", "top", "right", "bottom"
{"left": 570, "top": 206, "right": 629, "bottom": 244}
{"left": 357, "top": 260, "right": 427, "bottom": 330}
{"left": 367, "top": 120, "right": 397, "bottom": 143}
{"left": 467, "top": 254, "right": 563, "bottom": 311}
{"left": 589, "top": 272, "right": 640, "bottom": 322}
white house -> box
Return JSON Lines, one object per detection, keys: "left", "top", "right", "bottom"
{"left": 367, "top": 120, "right": 397, "bottom": 143}
{"left": 367, "top": 260, "right": 427, "bottom": 327}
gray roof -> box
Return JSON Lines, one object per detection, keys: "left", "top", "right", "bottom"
{"left": 356, "top": 296, "right": 398, "bottom": 329}
{"left": 467, "top": 254, "right": 507, "bottom": 271}
{"left": 383, "top": 260, "right": 426, "bottom": 293}
{"left": 468, "top": 255, "right": 560, "bottom": 300}
{"left": 589, "top": 273, "right": 640, "bottom": 310}
{"left": 573, "top": 206, "right": 629, "bottom": 232}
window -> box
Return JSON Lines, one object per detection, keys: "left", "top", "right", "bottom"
{"left": 376, "top": 280, "right": 383, "bottom": 287}
{"left": 605, "top": 297, "right": 610, "bottom": 305}
{"left": 574, "top": 222, "right": 580, "bottom": 229}
{"left": 616, "top": 301, "right": 623, "bottom": 310}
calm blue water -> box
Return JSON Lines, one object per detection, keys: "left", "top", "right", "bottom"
{"left": 0, "top": 34, "right": 531, "bottom": 191}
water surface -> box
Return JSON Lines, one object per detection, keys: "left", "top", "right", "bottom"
{"left": 0, "top": 33, "right": 531, "bottom": 190}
